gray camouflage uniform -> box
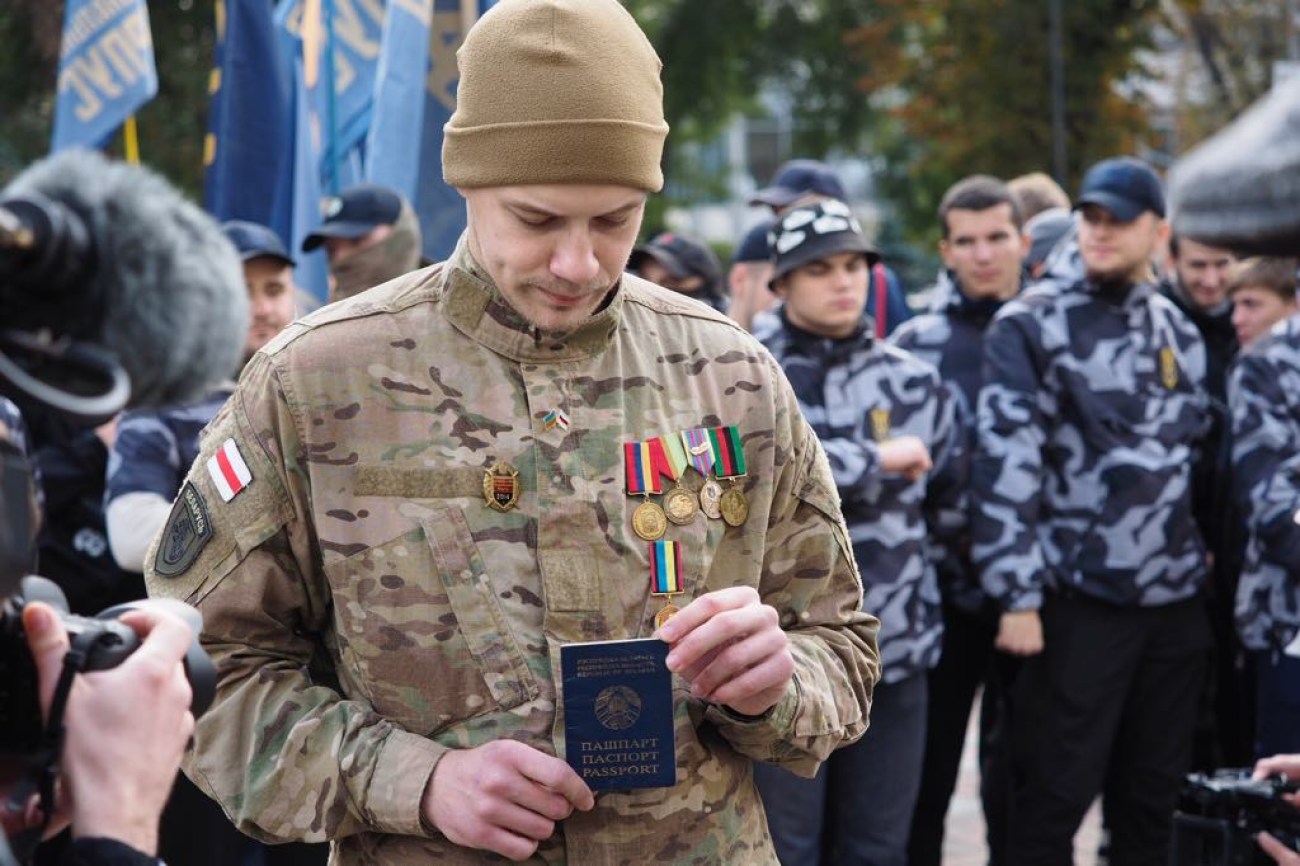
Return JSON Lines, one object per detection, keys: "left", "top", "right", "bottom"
{"left": 1228, "top": 314, "right": 1300, "bottom": 651}
{"left": 763, "top": 313, "right": 966, "bottom": 682}
{"left": 972, "top": 278, "right": 1212, "bottom": 609}
{"left": 144, "top": 240, "right": 880, "bottom": 865}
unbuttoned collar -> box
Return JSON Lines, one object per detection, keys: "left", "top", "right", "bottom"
{"left": 440, "top": 236, "right": 622, "bottom": 363}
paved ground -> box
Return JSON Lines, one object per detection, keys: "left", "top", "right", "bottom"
{"left": 941, "top": 694, "right": 1103, "bottom": 865}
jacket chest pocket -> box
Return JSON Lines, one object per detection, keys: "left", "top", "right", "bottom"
{"left": 326, "top": 506, "right": 538, "bottom": 735}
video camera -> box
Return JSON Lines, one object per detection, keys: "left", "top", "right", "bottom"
{"left": 1170, "top": 769, "right": 1300, "bottom": 865}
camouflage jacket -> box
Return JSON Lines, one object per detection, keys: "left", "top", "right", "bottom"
{"left": 763, "top": 311, "right": 966, "bottom": 683}
{"left": 891, "top": 271, "right": 1006, "bottom": 613}
{"left": 1229, "top": 314, "right": 1300, "bottom": 651}
{"left": 144, "top": 240, "right": 880, "bottom": 865}
{"left": 972, "top": 277, "right": 1211, "bottom": 611}
{"left": 106, "top": 388, "right": 233, "bottom": 505}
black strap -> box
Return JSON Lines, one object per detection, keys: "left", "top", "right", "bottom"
{"left": 5, "top": 633, "right": 96, "bottom": 865}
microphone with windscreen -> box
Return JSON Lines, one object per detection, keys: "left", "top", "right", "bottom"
{"left": 0, "top": 149, "right": 248, "bottom": 426}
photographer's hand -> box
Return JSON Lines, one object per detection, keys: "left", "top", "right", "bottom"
{"left": 22, "top": 601, "right": 195, "bottom": 856}
{"left": 1258, "top": 831, "right": 1300, "bottom": 864}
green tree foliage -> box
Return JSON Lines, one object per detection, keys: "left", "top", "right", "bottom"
{"left": 1161, "top": 0, "right": 1296, "bottom": 148}
{"left": 852, "top": 0, "right": 1163, "bottom": 245}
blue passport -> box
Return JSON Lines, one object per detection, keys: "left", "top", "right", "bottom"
{"left": 560, "top": 637, "right": 677, "bottom": 791}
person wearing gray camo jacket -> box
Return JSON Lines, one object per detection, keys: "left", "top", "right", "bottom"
{"left": 752, "top": 200, "right": 966, "bottom": 866}
{"left": 895, "top": 176, "right": 1028, "bottom": 866}
{"left": 1229, "top": 311, "right": 1300, "bottom": 758}
{"left": 972, "top": 156, "right": 1214, "bottom": 865}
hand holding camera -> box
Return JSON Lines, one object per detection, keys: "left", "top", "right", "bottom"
{"left": 1, "top": 577, "right": 214, "bottom": 863}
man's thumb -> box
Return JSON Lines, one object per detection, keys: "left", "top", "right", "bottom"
{"left": 22, "top": 601, "right": 71, "bottom": 719}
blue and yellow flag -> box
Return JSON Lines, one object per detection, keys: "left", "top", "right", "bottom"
{"left": 364, "top": 0, "right": 432, "bottom": 202}
{"left": 203, "top": 0, "right": 292, "bottom": 238}
{"left": 52, "top": 0, "right": 159, "bottom": 152}
{"left": 413, "top": 0, "right": 495, "bottom": 261}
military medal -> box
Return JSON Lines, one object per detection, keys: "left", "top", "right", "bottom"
{"left": 710, "top": 425, "right": 749, "bottom": 527}
{"left": 683, "top": 428, "right": 721, "bottom": 519}
{"left": 654, "top": 434, "right": 697, "bottom": 525}
{"left": 625, "top": 441, "right": 667, "bottom": 540}
{"left": 650, "top": 539, "right": 684, "bottom": 630}
{"left": 483, "top": 461, "right": 521, "bottom": 512}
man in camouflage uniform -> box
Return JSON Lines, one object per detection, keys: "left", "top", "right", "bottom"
{"left": 895, "top": 175, "right": 1028, "bottom": 866}
{"left": 1229, "top": 310, "right": 1300, "bottom": 755}
{"left": 972, "top": 156, "right": 1213, "bottom": 864}
{"left": 752, "top": 200, "right": 965, "bottom": 865}
{"left": 143, "top": 2, "right": 880, "bottom": 864}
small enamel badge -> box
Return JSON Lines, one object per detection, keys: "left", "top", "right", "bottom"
{"left": 1159, "top": 346, "right": 1179, "bottom": 390}
{"left": 542, "top": 408, "right": 571, "bottom": 431}
{"left": 207, "top": 438, "right": 252, "bottom": 503}
{"left": 483, "top": 461, "right": 521, "bottom": 512}
{"left": 870, "top": 407, "right": 891, "bottom": 443}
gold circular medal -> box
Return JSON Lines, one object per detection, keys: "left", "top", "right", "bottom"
{"left": 632, "top": 500, "right": 667, "bottom": 540}
{"left": 664, "top": 486, "right": 698, "bottom": 525}
{"left": 719, "top": 485, "right": 749, "bottom": 527}
{"left": 699, "top": 478, "right": 723, "bottom": 520}
{"left": 654, "top": 603, "right": 679, "bottom": 630}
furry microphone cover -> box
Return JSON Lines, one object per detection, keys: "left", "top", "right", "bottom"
{"left": 2, "top": 149, "right": 248, "bottom": 409}
{"left": 1168, "top": 76, "right": 1300, "bottom": 257}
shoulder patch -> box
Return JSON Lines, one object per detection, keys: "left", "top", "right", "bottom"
{"left": 154, "top": 481, "right": 213, "bottom": 578}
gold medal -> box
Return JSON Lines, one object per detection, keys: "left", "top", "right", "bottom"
{"left": 699, "top": 477, "right": 723, "bottom": 519}
{"left": 654, "top": 602, "right": 679, "bottom": 630}
{"left": 719, "top": 484, "right": 749, "bottom": 527}
{"left": 664, "top": 485, "right": 698, "bottom": 525}
{"left": 632, "top": 499, "right": 667, "bottom": 541}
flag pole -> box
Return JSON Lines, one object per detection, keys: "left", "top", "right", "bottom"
{"left": 123, "top": 116, "right": 141, "bottom": 164}
{"left": 323, "top": 0, "right": 340, "bottom": 195}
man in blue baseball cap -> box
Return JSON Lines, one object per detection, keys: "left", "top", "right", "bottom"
{"left": 303, "top": 184, "right": 423, "bottom": 302}
{"left": 972, "top": 155, "right": 1213, "bottom": 863}
{"left": 749, "top": 158, "right": 848, "bottom": 212}
{"left": 223, "top": 220, "right": 300, "bottom": 363}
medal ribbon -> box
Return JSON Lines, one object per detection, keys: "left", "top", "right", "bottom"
{"left": 650, "top": 539, "right": 683, "bottom": 595}
{"left": 655, "top": 434, "right": 689, "bottom": 483}
{"left": 681, "top": 428, "right": 715, "bottom": 476}
{"left": 708, "top": 425, "right": 747, "bottom": 478}
{"left": 624, "top": 441, "right": 662, "bottom": 494}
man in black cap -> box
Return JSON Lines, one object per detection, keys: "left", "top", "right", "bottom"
{"left": 628, "top": 231, "right": 727, "bottom": 313}
{"left": 750, "top": 158, "right": 912, "bottom": 336}
{"left": 972, "top": 156, "right": 1213, "bottom": 864}
{"left": 302, "top": 183, "right": 422, "bottom": 303}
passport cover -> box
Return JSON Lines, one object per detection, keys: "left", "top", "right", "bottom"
{"left": 560, "top": 637, "right": 677, "bottom": 791}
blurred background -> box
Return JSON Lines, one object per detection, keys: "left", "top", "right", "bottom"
{"left": 2, "top": 0, "right": 1296, "bottom": 292}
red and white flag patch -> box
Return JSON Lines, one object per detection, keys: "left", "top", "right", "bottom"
{"left": 207, "top": 438, "right": 253, "bottom": 503}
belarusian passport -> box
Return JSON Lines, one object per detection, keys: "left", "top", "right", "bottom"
{"left": 560, "top": 637, "right": 676, "bottom": 791}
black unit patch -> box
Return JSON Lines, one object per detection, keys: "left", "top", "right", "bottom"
{"left": 154, "top": 481, "right": 213, "bottom": 577}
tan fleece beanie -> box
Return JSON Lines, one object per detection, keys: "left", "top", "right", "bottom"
{"left": 442, "top": 0, "right": 669, "bottom": 192}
